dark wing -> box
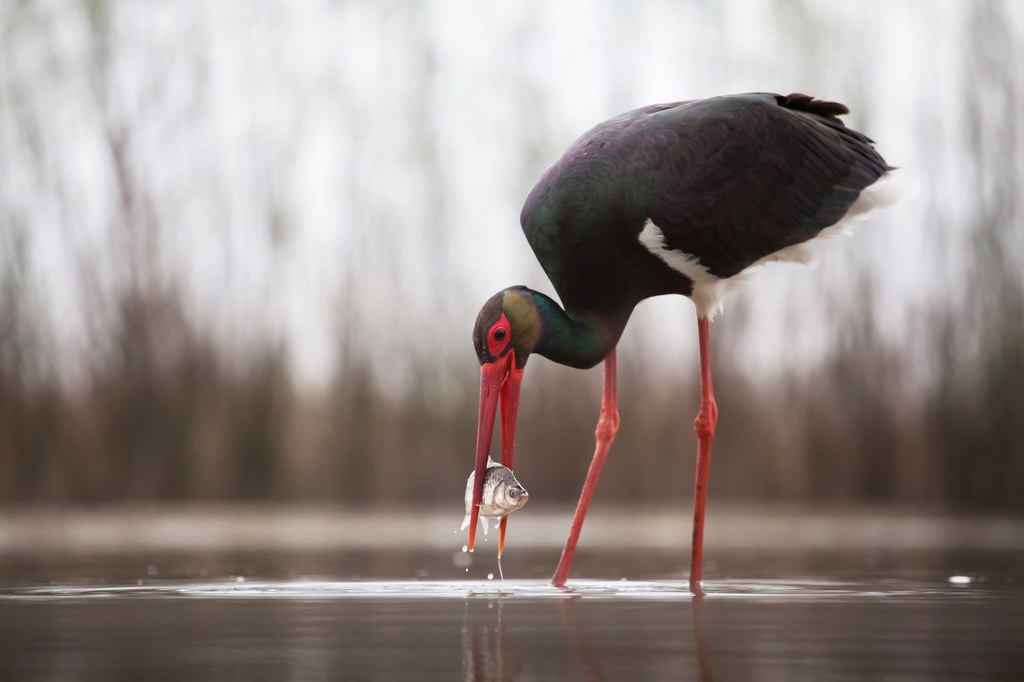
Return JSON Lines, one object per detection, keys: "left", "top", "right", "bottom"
{"left": 519, "top": 93, "right": 890, "bottom": 315}
{"left": 642, "top": 93, "right": 891, "bottom": 278}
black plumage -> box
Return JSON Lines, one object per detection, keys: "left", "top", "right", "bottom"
{"left": 467, "top": 93, "right": 899, "bottom": 589}
{"left": 520, "top": 92, "right": 891, "bottom": 319}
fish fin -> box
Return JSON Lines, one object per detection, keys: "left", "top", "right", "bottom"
{"left": 482, "top": 516, "right": 490, "bottom": 535}
{"left": 460, "top": 514, "right": 471, "bottom": 531}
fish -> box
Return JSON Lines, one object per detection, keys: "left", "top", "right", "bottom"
{"left": 460, "top": 458, "right": 529, "bottom": 535}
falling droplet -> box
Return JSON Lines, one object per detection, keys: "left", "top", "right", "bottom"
{"left": 236, "top": 576, "right": 245, "bottom": 583}
{"left": 487, "top": 573, "right": 494, "bottom": 580}
{"left": 461, "top": 545, "right": 468, "bottom": 553}
{"left": 949, "top": 575, "right": 972, "bottom": 585}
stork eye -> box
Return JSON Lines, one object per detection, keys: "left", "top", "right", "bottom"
{"left": 484, "top": 313, "right": 513, "bottom": 358}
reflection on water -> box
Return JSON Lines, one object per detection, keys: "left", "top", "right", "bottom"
{"left": 1, "top": 551, "right": 1022, "bottom": 681}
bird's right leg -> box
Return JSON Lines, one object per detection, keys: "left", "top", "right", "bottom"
{"left": 690, "top": 315, "right": 718, "bottom": 594}
{"left": 551, "top": 349, "right": 619, "bottom": 587}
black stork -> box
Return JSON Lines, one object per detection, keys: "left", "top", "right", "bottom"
{"left": 466, "top": 92, "right": 901, "bottom": 593}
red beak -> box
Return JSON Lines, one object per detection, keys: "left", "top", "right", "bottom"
{"left": 468, "top": 351, "right": 523, "bottom": 554}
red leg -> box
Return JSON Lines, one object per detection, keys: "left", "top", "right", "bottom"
{"left": 690, "top": 315, "right": 718, "bottom": 594}
{"left": 551, "top": 349, "right": 619, "bottom": 587}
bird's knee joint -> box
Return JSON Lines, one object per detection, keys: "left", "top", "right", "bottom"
{"left": 693, "top": 403, "right": 718, "bottom": 439}
{"left": 595, "top": 414, "right": 619, "bottom": 442}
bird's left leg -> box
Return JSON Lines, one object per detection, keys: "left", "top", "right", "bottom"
{"left": 551, "top": 349, "right": 619, "bottom": 587}
{"left": 690, "top": 315, "right": 718, "bottom": 594}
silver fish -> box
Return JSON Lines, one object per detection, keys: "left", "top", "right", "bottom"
{"left": 460, "top": 458, "right": 529, "bottom": 535}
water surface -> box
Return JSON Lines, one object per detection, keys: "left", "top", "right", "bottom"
{"left": 1, "top": 549, "right": 1021, "bottom": 681}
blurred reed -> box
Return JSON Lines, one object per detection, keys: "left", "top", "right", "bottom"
{"left": 0, "top": 1, "right": 1021, "bottom": 509}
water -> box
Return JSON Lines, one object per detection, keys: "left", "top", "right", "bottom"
{"left": 1, "top": 549, "right": 1021, "bottom": 681}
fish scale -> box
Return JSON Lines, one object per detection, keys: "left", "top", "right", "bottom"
{"left": 461, "top": 458, "right": 529, "bottom": 535}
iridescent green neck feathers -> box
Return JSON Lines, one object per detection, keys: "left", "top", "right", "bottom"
{"left": 473, "top": 287, "right": 626, "bottom": 370}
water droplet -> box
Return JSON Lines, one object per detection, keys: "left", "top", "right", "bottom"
{"left": 949, "top": 575, "right": 972, "bottom": 585}
{"left": 146, "top": 565, "right": 157, "bottom": 576}
{"left": 487, "top": 573, "right": 494, "bottom": 580}
{"left": 464, "top": 567, "right": 469, "bottom": 573}
{"left": 236, "top": 576, "right": 245, "bottom": 583}
{"left": 461, "top": 545, "right": 468, "bottom": 553}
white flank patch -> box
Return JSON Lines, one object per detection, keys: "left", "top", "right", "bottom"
{"left": 638, "top": 222, "right": 750, "bottom": 320}
{"left": 639, "top": 169, "right": 915, "bottom": 319}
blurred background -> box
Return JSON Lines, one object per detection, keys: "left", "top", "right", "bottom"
{"left": 1, "top": 0, "right": 1022, "bottom": 514}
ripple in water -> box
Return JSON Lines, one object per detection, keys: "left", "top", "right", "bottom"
{"left": 0, "top": 578, "right": 997, "bottom": 603}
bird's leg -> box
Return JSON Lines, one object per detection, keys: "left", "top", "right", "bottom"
{"left": 690, "top": 315, "right": 718, "bottom": 594}
{"left": 551, "top": 349, "right": 619, "bottom": 587}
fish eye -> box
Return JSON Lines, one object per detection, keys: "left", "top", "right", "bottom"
{"left": 507, "top": 488, "right": 519, "bottom": 499}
